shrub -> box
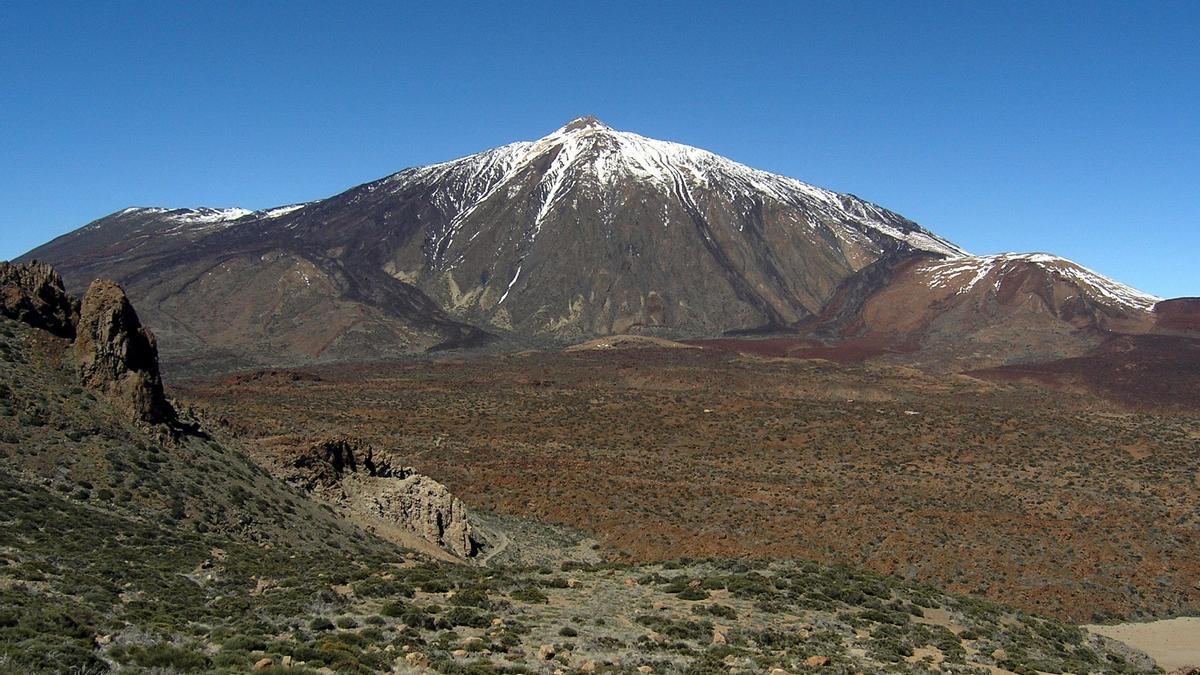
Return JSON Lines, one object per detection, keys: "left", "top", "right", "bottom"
{"left": 125, "top": 643, "right": 211, "bottom": 671}
{"left": 443, "top": 606, "right": 491, "bottom": 628}
{"left": 380, "top": 600, "right": 407, "bottom": 617}
{"left": 450, "top": 587, "right": 491, "bottom": 608}
{"left": 510, "top": 587, "right": 548, "bottom": 604}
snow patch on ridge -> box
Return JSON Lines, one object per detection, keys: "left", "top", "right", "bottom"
{"left": 261, "top": 204, "right": 309, "bottom": 218}
{"left": 921, "top": 253, "right": 1161, "bottom": 311}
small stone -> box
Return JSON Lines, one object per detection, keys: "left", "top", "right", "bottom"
{"left": 538, "top": 644, "right": 556, "bottom": 661}
{"left": 491, "top": 617, "right": 505, "bottom": 626}
{"left": 405, "top": 652, "right": 428, "bottom": 667}
{"left": 580, "top": 660, "right": 598, "bottom": 673}
{"left": 638, "top": 667, "right": 654, "bottom": 674}
{"left": 712, "top": 628, "right": 727, "bottom": 645}
{"left": 624, "top": 578, "right": 637, "bottom": 586}
{"left": 253, "top": 658, "right": 274, "bottom": 671}
{"left": 804, "top": 655, "right": 830, "bottom": 667}
{"left": 282, "top": 655, "right": 293, "bottom": 668}
{"left": 770, "top": 669, "right": 789, "bottom": 675}
{"left": 452, "top": 649, "right": 468, "bottom": 658}
{"left": 991, "top": 648, "right": 1008, "bottom": 662}
{"left": 567, "top": 577, "right": 581, "bottom": 588}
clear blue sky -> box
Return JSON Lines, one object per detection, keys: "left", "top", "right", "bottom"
{"left": 2, "top": 1, "right": 1196, "bottom": 297}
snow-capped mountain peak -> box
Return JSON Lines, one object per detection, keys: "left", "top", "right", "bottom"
{"left": 387, "top": 118, "right": 966, "bottom": 267}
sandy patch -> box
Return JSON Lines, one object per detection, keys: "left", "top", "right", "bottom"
{"left": 565, "top": 335, "right": 699, "bottom": 351}
{"left": 1086, "top": 617, "right": 1200, "bottom": 671}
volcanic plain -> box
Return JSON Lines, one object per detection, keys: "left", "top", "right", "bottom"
{"left": 175, "top": 344, "right": 1200, "bottom": 625}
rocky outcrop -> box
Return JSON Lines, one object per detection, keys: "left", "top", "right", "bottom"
{"left": 74, "top": 279, "right": 173, "bottom": 423}
{"left": 0, "top": 260, "right": 79, "bottom": 338}
{"left": 1, "top": 262, "right": 175, "bottom": 424}
{"left": 290, "top": 437, "right": 477, "bottom": 557}
{"left": 365, "top": 472, "right": 475, "bottom": 558}
{"left": 292, "top": 437, "right": 389, "bottom": 489}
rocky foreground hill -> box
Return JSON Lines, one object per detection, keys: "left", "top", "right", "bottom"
{"left": 21, "top": 118, "right": 1196, "bottom": 375}
{"left": 0, "top": 265, "right": 1170, "bottom": 673}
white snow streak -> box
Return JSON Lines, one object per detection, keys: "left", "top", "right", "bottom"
{"left": 920, "top": 253, "right": 1160, "bottom": 311}
{"left": 497, "top": 264, "right": 522, "bottom": 304}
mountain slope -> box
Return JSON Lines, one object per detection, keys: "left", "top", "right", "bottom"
{"left": 797, "top": 252, "right": 1169, "bottom": 370}
{"left": 23, "top": 117, "right": 966, "bottom": 371}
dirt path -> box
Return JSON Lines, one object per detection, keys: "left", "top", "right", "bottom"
{"left": 477, "top": 525, "right": 511, "bottom": 565}
{"left": 1086, "top": 617, "right": 1200, "bottom": 671}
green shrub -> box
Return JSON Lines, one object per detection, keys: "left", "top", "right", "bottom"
{"left": 450, "top": 587, "right": 491, "bottom": 608}
{"left": 380, "top": 600, "right": 407, "bottom": 617}
{"left": 125, "top": 643, "right": 211, "bottom": 671}
{"left": 443, "top": 606, "right": 491, "bottom": 628}
{"left": 510, "top": 587, "right": 548, "bottom": 604}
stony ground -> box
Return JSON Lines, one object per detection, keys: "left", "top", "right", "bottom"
{"left": 176, "top": 347, "right": 1200, "bottom": 623}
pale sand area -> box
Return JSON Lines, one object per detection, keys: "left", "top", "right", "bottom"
{"left": 1086, "top": 618, "right": 1200, "bottom": 671}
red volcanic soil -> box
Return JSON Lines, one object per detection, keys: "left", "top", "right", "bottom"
{"left": 1155, "top": 298, "right": 1200, "bottom": 332}
{"left": 972, "top": 334, "right": 1200, "bottom": 412}
{"left": 176, "top": 347, "right": 1200, "bottom": 623}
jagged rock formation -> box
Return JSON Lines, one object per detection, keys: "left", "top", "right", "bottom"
{"left": 0, "top": 260, "right": 78, "bottom": 338}
{"left": 74, "top": 279, "right": 173, "bottom": 423}
{"left": 0, "top": 262, "right": 174, "bottom": 423}
{"left": 290, "top": 438, "right": 476, "bottom": 557}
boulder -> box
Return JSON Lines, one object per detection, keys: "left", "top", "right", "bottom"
{"left": 74, "top": 279, "right": 173, "bottom": 423}
{"left": 0, "top": 261, "right": 78, "bottom": 338}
